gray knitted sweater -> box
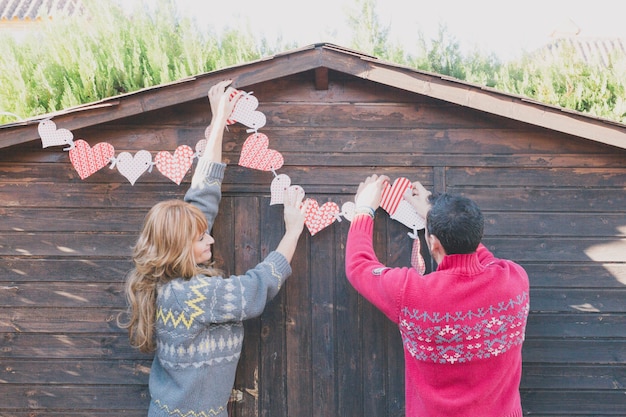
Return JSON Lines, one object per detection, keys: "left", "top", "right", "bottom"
{"left": 148, "top": 160, "right": 292, "bottom": 417}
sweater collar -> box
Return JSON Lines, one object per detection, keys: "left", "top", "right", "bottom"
{"left": 436, "top": 251, "right": 484, "bottom": 276}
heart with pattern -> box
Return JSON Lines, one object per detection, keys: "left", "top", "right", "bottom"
{"left": 38, "top": 119, "right": 74, "bottom": 148}
{"left": 239, "top": 133, "right": 284, "bottom": 171}
{"left": 228, "top": 91, "right": 266, "bottom": 131}
{"left": 270, "top": 174, "right": 304, "bottom": 205}
{"left": 380, "top": 177, "right": 412, "bottom": 215}
{"left": 115, "top": 150, "right": 153, "bottom": 185}
{"left": 304, "top": 198, "right": 340, "bottom": 236}
{"left": 154, "top": 145, "right": 194, "bottom": 185}
{"left": 69, "top": 139, "right": 115, "bottom": 180}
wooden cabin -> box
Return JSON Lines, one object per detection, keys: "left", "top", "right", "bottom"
{"left": 0, "top": 43, "right": 625, "bottom": 416}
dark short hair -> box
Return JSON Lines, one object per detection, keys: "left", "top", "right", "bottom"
{"left": 426, "top": 193, "right": 484, "bottom": 254}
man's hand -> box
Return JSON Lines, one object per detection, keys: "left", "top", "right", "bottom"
{"left": 405, "top": 181, "right": 432, "bottom": 220}
{"left": 354, "top": 174, "right": 390, "bottom": 211}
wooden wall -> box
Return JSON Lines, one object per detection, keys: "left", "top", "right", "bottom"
{"left": 0, "top": 70, "right": 625, "bottom": 416}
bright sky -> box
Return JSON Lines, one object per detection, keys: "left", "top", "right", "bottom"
{"left": 173, "top": 0, "right": 626, "bottom": 60}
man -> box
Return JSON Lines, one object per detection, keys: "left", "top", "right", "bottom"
{"left": 345, "top": 174, "right": 529, "bottom": 417}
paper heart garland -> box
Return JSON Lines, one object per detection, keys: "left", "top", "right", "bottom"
{"left": 227, "top": 91, "right": 267, "bottom": 131}
{"left": 390, "top": 200, "right": 426, "bottom": 232}
{"left": 340, "top": 201, "right": 356, "bottom": 222}
{"left": 69, "top": 139, "right": 115, "bottom": 179}
{"left": 270, "top": 174, "right": 305, "bottom": 205}
{"left": 113, "top": 150, "right": 153, "bottom": 185}
{"left": 304, "top": 198, "right": 340, "bottom": 236}
{"left": 239, "top": 133, "right": 284, "bottom": 171}
{"left": 380, "top": 177, "right": 412, "bottom": 215}
{"left": 38, "top": 119, "right": 74, "bottom": 148}
{"left": 155, "top": 145, "right": 194, "bottom": 185}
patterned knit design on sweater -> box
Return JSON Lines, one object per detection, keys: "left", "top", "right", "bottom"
{"left": 399, "top": 292, "right": 529, "bottom": 364}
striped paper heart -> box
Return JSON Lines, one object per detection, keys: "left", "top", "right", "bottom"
{"left": 380, "top": 177, "right": 412, "bottom": 215}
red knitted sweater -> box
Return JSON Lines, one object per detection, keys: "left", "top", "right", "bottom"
{"left": 345, "top": 215, "right": 529, "bottom": 417}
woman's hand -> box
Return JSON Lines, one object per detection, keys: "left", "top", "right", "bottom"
{"left": 208, "top": 80, "right": 243, "bottom": 129}
{"left": 275, "top": 189, "right": 309, "bottom": 263}
{"left": 283, "top": 188, "right": 308, "bottom": 238}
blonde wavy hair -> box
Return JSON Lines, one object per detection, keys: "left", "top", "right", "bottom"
{"left": 118, "top": 200, "right": 221, "bottom": 353}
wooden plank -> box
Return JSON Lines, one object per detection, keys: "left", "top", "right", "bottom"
{"left": 0, "top": 259, "right": 132, "bottom": 282}
{"left": 0, "top": 307, "right": 126, "bottom": 333}
{"left": 529, "top": 288, "right": 626, "bottom": 313}
{"left": 231, "top": 196, "right": 262, "bottom": 417}
{"left": 258, "top": 198, "right": 288, "bottom": 416}
{"left": 447, "top": 166, "right": 626, "bottom": 187}
{"left": 526, "top": 314, "right": 626, "bottom": 338}
{"left": 0, "top": 359, "right": 150, "bottom": 384}
{"left": 522, "top": 339, "right": 626, "bottom": 363}
{"left": 521, "top": 364, "right": 626, "bottom": 390}
{"left": 484, "top": 237, "right": 626, "bottom": 263}
{"left": 522, "top": 263, "right": 626, "bottom": 288}
{"left": 0, "top": 232, "right": 135, "bottom": 257}
{"left": 334, "top": 220, "right": 363, "bottom": 416}
{"left": 0, "top": 208, "right": 146, "bottom": 232}
{"left": 309, "top": 213, "right": 337, "bottom": 416}
{"left": 520, "top": 390, "right": 626, "bottom": 415}
{"left": 284, "top": 230, "right": 312, "bottom": 417}
{"left": 0, "top": 412, "right": 147, "bottom": 417}
{"left": 0, "top": 282, "right": 123, "bottom": 308}
{"left": 0, "top": 333, "right": 150, "bottom": 359}
{"left": 450, "top": 187, "right": 626, "bottom": 213}
{"left": 485, "top": 212, "right": 626, "bottom": 238}
{"left": 0, "top": 384, "right": 149, "bottom": 410}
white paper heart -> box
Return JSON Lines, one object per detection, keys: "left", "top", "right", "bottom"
{"left": 228, "top": 92, "right": 266, "bottom": 131}
{"left": 115, "top": 150, "right": 153, "bottom": 185}
{"left": 38, "top": 120, "right": 74, "bottom": 148}
{"left": 270, "top": 174, "right": 291, "bottom": 205}
{"left": 340, "top": 201, "right": 356, "bottom": 221}
{"left": 390, "top": 200, "right": 426, "bottom": 232}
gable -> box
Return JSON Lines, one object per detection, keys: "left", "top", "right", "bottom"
{"left": 1, "top": 43, "right": 626, "bottom": 152}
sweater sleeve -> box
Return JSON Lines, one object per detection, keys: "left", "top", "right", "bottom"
{"left": 161, "top": 251, "right": 292, "bottom": 326}
{"left": 184, "top": 160, "right": 225, "bottom": 230}
{"left": 345, "top": 215, "right": 410, "bottom": 323}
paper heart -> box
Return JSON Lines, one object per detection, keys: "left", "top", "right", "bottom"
{"left": 115, "top": 150, "right": 153, "bottom": 185}
{"left": 228, "top": 92, "right": 266, "bottom": 130}
{"left": 270, "top": 174, "right": 291, "bottom": 205}
{"left": 68, "top": 139, "right": 115, "bottom": 180}
{"left": 239, "top": 133, "right": 284, "bottom": 171}
{"left": 38, "top": 120, "right": 74, "bottom": 148}
{"left": 380, "top": 177, "right": 412, "bottom": 215}
{"left": 411, "top": 238, "right": 426, "bottom": 275}
{"left": 390, "top": 200, "right": 426, "bottom": 232}
{"left": 196, "top": 138, "right": 207, "bottom": 157}
{"left": 270, "top": 174, "right": 305, "bottom": 205}
{"left": 154, "top": 145, "right": 194, "bottom": 185}
{"left": 304, "top": 198, "right": 340, "bottom": 236}
{"left": 340, "top": 201, "right": 356, "bottom": 221}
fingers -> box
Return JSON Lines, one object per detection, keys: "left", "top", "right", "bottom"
{"left": 208, "top": 79, "right": 233, "bottom": 98}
